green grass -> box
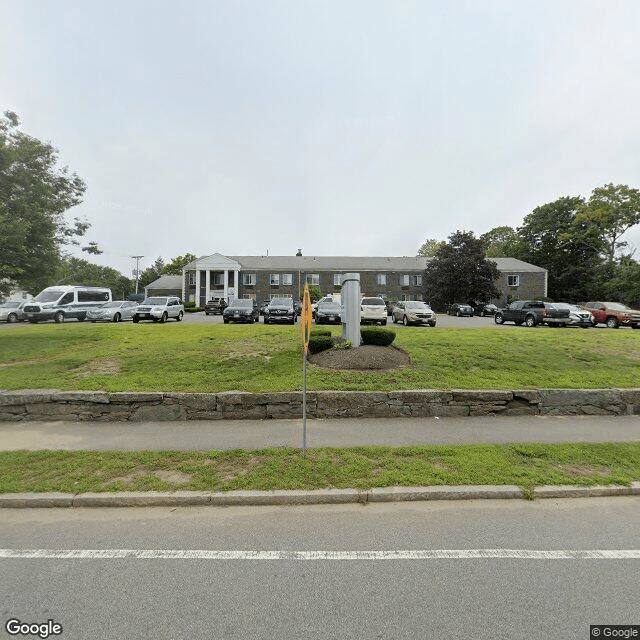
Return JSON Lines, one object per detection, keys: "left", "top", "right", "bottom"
{"left": 1, "top": 323, "right": 639, "bottom": 392}
{"left": 1, "top": 443, "right": 638, "bottom": 495}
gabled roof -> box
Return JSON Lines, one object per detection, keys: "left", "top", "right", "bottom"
{"left": 182, "top": 253, "right": 242, "bottom": 270}
{"left": 145, "top": 275, "right": 182, "bottom": 290}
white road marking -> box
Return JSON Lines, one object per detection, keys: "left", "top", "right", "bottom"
{"left": 1, "top": 549, "right": 639, "bottom": 560}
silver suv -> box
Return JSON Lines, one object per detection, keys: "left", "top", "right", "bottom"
{"left": 360, "top": 297, "right": 387, "bottom": 325}
{"left": 132, "top": 296, "right": 184, "bottom": 323}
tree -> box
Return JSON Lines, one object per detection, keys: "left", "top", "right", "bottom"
{"left": 417, "top": 238, "right": 445, "bottom": 257}
{"left": 138, "top": 257, "right": 166, "bottom": 290}
{"left": 301, "top": 285, "right": 322, "bottom": 303}
{"left": 162, "top": 253, "right": 197, "bottom": 275}
{"left": 0, "top": 111, "right": 100, "bottom": 297}
{"left": 55, "top": 257, "right": 134, "bottom": 299}
{"left": 575, "top": 183, "right": 640, "bottom": 264}
{"left": 516, "top": 196, "right": 602, "bottom": 301}
{"left": 424, "top": 230, "right": 500, "bottom": 307}
{"left": 479, "top": 226, "right": 521, "bottom": 258}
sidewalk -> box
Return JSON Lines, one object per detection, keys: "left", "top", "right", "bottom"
{"left": 1, "top": 414, "right": 639, "bottom": 451}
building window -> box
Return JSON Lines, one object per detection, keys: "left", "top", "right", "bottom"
{"left": 306, "top": 274, "right": 320, "bottom": 285}
{"left": 376, "top": 274, "right": 387, "bottom": 286}
{"left": 507, "top": 275, "right": 520, "bottom": 287}
{"left": 411, "top": 275, "right": 422, "bottom": 286}
{"left": 271, "top": 293, "right": 292, "bottom": 300}
{"left": 270, "top": 274, "right": 280, "bottom": 286}
{"left": 212, "top": 273, "right": 224, "bottom": 286}
{"left": 333, "top": 274, "right": 342, "bottom": 286}
{"left": 282, "top": 274, "right": 293, "bottom": 286}
{"left": 415, "top": 293, "right": 423, "bottom": 300}
{"left": 242, "top": 273, "right": 256, "bottom": 286}
{"left": 400, "top": 275, "right": 410, "bottom": 286}
{"left": 242, "top": 293, "right": 256, "bottom": 300}
{"left": 187, "top": 272, "right": 196, "bottom": 285}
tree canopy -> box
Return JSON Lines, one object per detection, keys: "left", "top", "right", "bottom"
{"left": 424, "top": 230, "right": 500, "bottom": 307}
{"left": 0, "top": 111, "right": 100, "bottom": 297}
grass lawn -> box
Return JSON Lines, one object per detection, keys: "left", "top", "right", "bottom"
{"left": 1, "top": 322, "right": 639, "bottom": 392}
{"left": 1, "top": 443, "right": 638, "bottom": 497}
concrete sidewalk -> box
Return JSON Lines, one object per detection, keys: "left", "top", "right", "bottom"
{"left": 1, "top": 414, "right": 639, "bottom": 451}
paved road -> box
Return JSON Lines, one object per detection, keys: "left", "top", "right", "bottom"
{"left": 2, "top": 414, "right": 640, "bottom": 451}
{"left": 1, "top": 498, "right": 639, "bottom": 639}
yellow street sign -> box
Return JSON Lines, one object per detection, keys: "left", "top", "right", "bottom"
{"left": 301, "top": 284, "right": 313, "bottom": 354}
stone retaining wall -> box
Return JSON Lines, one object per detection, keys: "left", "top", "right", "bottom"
{"left": 1, "top": 389, "right": 639, "bottom": 421}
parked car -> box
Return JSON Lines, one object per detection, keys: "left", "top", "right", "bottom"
{"left": 263, "top": 297, "right": 296, "bottom": 324}
{"left": 223, "top": 298, "right": 259, "bottom": 324}
{"left": 87, "top": 300, "right": 138, "bottom": 323}
{"left": 0, "top": 301, "right": 28, "bottom": 323}
{"left": 541, "top": 302, "right": 571, "bottom": 327}
{"left": 204, "top": 297, "right": 228, "bottom": 315}
{"left": 550, "top": 303, "right": 593, "bottom": 328}
{"left": 392, "top": 301, "right": 437, "bottom": 326}
{"left": 132, "top": 296, "right": 184, "bottom": 323}
{"left": 474, "top": 303, "right": 498, "bottom": 316}
{"left": 494, "top": 300, "right": 570, "bottom": 327}
{"left": 23, "top": 285, "right": 112, "bottom": 323}
{"left": 360, "top": 297, "right": 387, "bottom": 325}
{"left": 583, "top": 301, "right": 640, "bottom": 329}
{"left": 314, "top": 300, "right": 342, "bottom": 324}
{"left": 448, "top": 303, "right": 474, "bottom": 317}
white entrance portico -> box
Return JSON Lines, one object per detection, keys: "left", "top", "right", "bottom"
{"left": 182, "top": 254, "right": 242, "bottom": 307}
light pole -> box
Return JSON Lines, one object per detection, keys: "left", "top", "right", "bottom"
{"left": 131, "top": 255, "right": 144, "bottom": 294}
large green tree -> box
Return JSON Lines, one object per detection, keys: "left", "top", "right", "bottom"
{"left": 417, "top": 238, "right": 445, "bottom": 257}
{"left": 424, "top": 230, "right": 500, "bottom": 307}
{"left": 55, "top": 257, "right": 134, "bottom": 299}
{"left": 480, "top": 225, "right": 522, "bottom": 258}
{"left": 0, "top": 111, "right": 99, "bottom": 297}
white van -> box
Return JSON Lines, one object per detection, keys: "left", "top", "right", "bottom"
{"left": 23, "top": 286, "right": 112, "bottom": 323}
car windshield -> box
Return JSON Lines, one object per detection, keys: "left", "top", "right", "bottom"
{"left": 0, "top": 302, "right": 20, "bottom": 308}
{"left": 35, "top": 289, "right": 65, "bottom": 302}
{"left": 230, "top": 299, "right": 253, "bottom": 308}
{"left": 270, "top": 298, "right": 292, "bottom": 306}
{"left": 144, "top": 298, "right": 168, "bottom": 305}
{"left": 318, "top": 302, "right": 341, "bottom": 311}
{"left": 100, "top": 301, "right": 122, "bottom": 308}
{"left": 361, "top": 298, "right": 384, "bottom": 305}
{"left": 405, "top": 301, "right": 428, "bottom": 309}
{"left": 607, "top": 302, "right": 630, "bottom": 311}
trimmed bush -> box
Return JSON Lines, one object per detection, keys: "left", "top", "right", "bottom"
{"left": 310, "top": 328, "right": 332, "bottom": 337}
{"left": 308, "top": 335, "right": 334, "bottom": 354}
{"left": 361, "top": 326, "right": 396, "bottom": 346}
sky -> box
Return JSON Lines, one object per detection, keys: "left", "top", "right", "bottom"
{"left": 2, "top": 0, "right": 640, "bottom": 278}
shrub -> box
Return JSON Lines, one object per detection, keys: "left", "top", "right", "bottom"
{"left": 334, "top": 340, "right": 353, "bottom": 350}
{"left": 308, "top": 335, "right": 334, "bottom": 354}
{"left": 310, "top": 328, "right": 332, "bottom": 337}
{"left": 361, "top": 326, "right": 396, "bottom": 346}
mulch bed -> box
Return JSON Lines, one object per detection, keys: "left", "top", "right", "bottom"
{"left": 308, "top": 345, "right": 412, "bottom": 371}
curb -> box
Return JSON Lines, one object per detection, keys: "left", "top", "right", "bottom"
{"left": 1, "top": 483, "right": 639, "bottom": 508}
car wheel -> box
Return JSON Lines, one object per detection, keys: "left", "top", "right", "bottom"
{"left": 494, "top": 313, "right": 504, "bottom": 325}
{"left": 456, "top": 310, "right": 460, "bottom": 317}
{"left": 54, "top": 311, "right": 64, "bottom": 324}
{"left": 525, "top": 315, "right": 536, "bottom": 327}
{"left": 606, "top": 316, "right": 619, "bottom": 329}
{"left": 632, "top": 324, "right": 640, "bottom": 330}
{"left": 113, "top": 313, "right": 121, "bottom": 323}
{"left": 392, "top": 315, "right": 397, "bottom": 323}
{"left": 132, "top": 317, "right": 139, "bottom": 323}
{"left": 176, "top": 311, "right": 183, "bottom": 322}
{"left": 381, "top": 319, "right": 387, "bottom": 326}
{"left": 160, "top": 312, "right": 168, "bottom": 323}
{"left": 7, "top": 313, "right": 18, "bottom": 323}
{"left": 403, "top": 316, "right": 409, "bottom": 326}
{"left": 429, "top": 322, "right": 436, "bottom": 327}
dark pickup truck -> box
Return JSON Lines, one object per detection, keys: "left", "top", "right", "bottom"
{"left": 494, "top": 300, "right": 570, "bottom": 327}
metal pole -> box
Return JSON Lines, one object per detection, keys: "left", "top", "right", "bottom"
{"left": 302, "top": 351, "right": 307, "bottom": 455}
{"left": 131, "top": 256, "right": 144, "bottom": 294}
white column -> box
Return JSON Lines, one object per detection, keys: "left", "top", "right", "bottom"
{"left": 223, "top": 270, "right": 229, "bottom": 301}
{"left": 234, "top": 270, "right": 239, "bottom": 299}
{"left": 195, "top": 269, "right": 201, "bottom": 307}
{"left": 205, "top": 270, "right": 211, "bottom": 302}
{"left": 181, "top": 268, "right": 186, "bottom": 303}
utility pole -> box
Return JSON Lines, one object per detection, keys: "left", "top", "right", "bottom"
{"left": 131, "top": 255, "right": 144, "bottom": 294}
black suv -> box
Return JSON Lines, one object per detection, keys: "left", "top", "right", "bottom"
{"left": 205, "top": 297, "right": 227, "bottom": 315}
{"left": 263, "top": 297, "right": 297, "bottom": 325}
{"left": 222, "top": 299, "right": 259, "bottom": 324}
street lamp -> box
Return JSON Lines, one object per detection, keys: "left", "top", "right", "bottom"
{"left": 131, "top": 255, "right": 144, "bottom": 294}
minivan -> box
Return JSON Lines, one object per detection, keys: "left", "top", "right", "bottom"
{"left": 23, "top": 286, "right": 112, "bottom": 323}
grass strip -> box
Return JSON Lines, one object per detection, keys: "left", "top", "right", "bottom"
{"left": 1, "top": 443, "right": 639, "bottom": 496}
{"left": 1, "top": 323, "right": 640, "bottom": 392}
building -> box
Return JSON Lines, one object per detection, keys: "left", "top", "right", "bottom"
{"left": 172, "top": 253, "right": 547, "bottom": 307}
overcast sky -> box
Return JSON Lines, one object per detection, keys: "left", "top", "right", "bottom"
{"left": 2, "top": 1, "right": 640, "bottom": 277}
